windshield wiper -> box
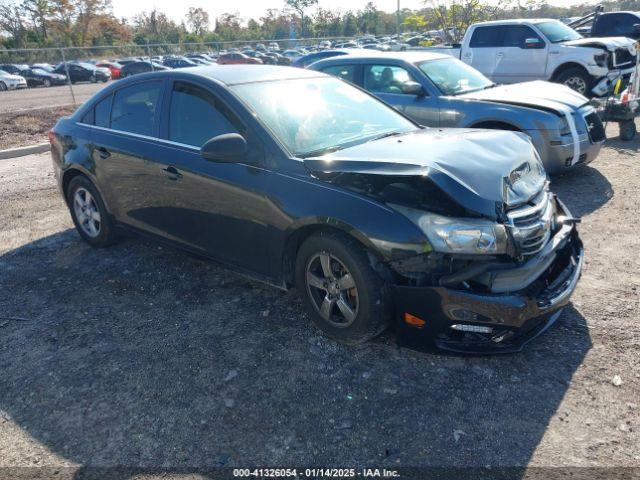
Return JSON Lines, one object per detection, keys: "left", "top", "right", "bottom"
{"left": 367, "top": 131, "right": 404, "bottom": 143}
{"left": 298, "top": 145, "right": 344, "bottom": 158}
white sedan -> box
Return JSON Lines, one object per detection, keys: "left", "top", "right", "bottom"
{"left": 0, "top": 69, "right": 27, "bottom": 91}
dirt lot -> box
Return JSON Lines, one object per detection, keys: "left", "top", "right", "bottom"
{"left": 0, "top": 106, "right": 76, "bottom": 150}
{"left": 0, "top": 124, "right": 638, "bottom": 478}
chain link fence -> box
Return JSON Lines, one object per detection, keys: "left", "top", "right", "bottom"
{"left": 0, "top": 36, "right": 365, "bottom": 113}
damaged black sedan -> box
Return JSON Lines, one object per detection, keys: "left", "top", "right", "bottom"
{"left": 50, "top": 66, "right": 583, "bottom": 354}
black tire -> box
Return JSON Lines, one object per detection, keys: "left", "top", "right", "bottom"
{"left": 555, "top": 67, "right": 592, "bottom": 96}
{"left": 0, "top": 81, "right": 6, "bottom": 92}
{"left": 619, "top": 120, "right": 636, "bottom": 141}
{"left": 66, "top": 175, "right": 117, "bottom": 248}
{"left": 90, "top": 75, "right": 97, "bottom": 83}
{"left": 295, "top": 231, "right": 391, "bottom": 345}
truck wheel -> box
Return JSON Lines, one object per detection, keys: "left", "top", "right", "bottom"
{"left": 295, "top": 231, "right": 391, "bottom": 345}
{"left": 619, "top": 120, "right": 636, "bottom": 141}
{"left": 555, "top": 67, "right": 592, "bottom": 95}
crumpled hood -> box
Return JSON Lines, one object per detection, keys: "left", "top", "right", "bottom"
{"left": 458, "top": 80, "right": 588, "bottom": 113}
{"left": 304, "top": 129, "right": 546, "bottom": 218}
{"left": 562, "top": 36, "right": 637, "bottom": 52}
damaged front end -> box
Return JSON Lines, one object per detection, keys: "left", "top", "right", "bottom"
{"left": 304, "top": 132, "right": 583, "bottom": 353}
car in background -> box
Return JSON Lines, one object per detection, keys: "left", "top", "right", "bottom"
{"left": 163, "top": 57, "right": 198, "bottom": 69}
{"left": 0, "top": 69, "right": 27, "bottom": 91}
{"left": 116, "top": 58, "right": 142, "bottom": 66}
{"left": 19, "top": 67, "right": 67, "bottom": 87}
{"left": 268, "top": 42, "right": 280, "bottom": 51}
{"left": 311, "top": 51, "right": 605, "bottom": 174}
{"left": 217, "top": 53, "right": 263, "bottom": 65}
{"left": 54, "top": 62, "right": 111, "bottom": 83}
{"left": 32, "top": 63, "right": 55, "bottom": 72}
{"left": 96, "top": 61, "right": 123, "bottom": 79}
{"left": 120, "top": 61, "right": 169, "bottom": 77}
{"left": 292, "top": 49, "right": 352, "bottom": 68}
{"left": 0, "top": 63, "right": 30, "bottom": 75}
{"left": 575, "top": 11, "right": 640, "bottom": 39}
{"left": 50, "top": 66, "right": 583, "bottom": 354}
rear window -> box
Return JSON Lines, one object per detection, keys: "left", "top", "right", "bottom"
{"left": 320, "top": 65, "right": 356, "bottom": 84}
{"left": 110, "top": 81, "right": 162, "bottom": 136}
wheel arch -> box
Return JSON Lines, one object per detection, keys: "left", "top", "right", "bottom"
{"left": 550, "top": 62, "right": 589, "bottom": 81}
{"left": 468, "top": 120, "right": 521, "bottom": 131}
{"left": 61, "top": 167, "right": 112, "bottom": 214}
{"left": 280, "top": 220, "right": 383, "bottom": 289}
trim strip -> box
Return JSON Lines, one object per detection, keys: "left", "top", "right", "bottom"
{"left": 76, "top": 122, "right": 201, "bottom": 151}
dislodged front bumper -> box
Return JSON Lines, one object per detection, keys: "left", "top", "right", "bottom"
{"left": 392, "top": 223, "right": 584, "bottom": 354}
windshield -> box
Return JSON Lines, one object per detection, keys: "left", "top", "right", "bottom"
{"left": 418, "top": 58, "right": 494, "bottom": 95}
{"left": 32, "top": 68, "right": 48, "bottom": 75}
{"left": 536, "top": 20, "right": 582, "bottom": 43}
{"left": 232, "top": 77, "right": 417, "bottom": 157}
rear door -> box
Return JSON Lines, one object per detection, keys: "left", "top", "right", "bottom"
{"left": 492, "top": 25, "right": 548, "bottom": 83}
{"left": 87, "top": 80, "right": 170, "bottom": 234}
{"left": 464, "top": 25, "right": 502, "bottom": 77}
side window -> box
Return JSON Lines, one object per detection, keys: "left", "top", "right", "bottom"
{"left": 502, "top": 25, "right": 542, "bottom": 47}
{"left": 81, "top": 108, "right": 94, "bottom": 125}
{"left": 320, "top": 65, "right": 356, "bottom": 84}
{"left": 469, "top": 26, "right": 503, "bottom": 47}
{"left": 594, "top": 15, "right": 615, "bottom": 35}
{"left": 168, "top": 81, "right": 240, "bottom": 147}
{"left": 110, "top": 81, "right": 162, "bottom": 136}
{"left": 363, "top": 65, "right": 417, "bottom": 95}
{"left": 95, "top": 95, "right": 113, "bottom": 128}
{"left": 613, "top": 14, "right": 639, "bottom": 36}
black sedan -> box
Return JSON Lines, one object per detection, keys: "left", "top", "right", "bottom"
{"left": 120, "top": 61, "right": 169, "bottom": 78}
{"left": 53, "top": 62, "right": 110, "bottom": 83}
{"left": 20, "top": 67, "right": 67, "bottom": 87}
{"left": 49, "top": 66, "right": 584, "bottom": 354}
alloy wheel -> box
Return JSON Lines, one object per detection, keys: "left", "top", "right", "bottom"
{"left": 564, "top": 76, "right": 587, "bottom": 94}
{"left": 73, "top": 188, "right": 101, "bottom": 238}
{"left": 305, "top": 252, "right": 359, "bottom": 328}
{"left": 44, "top": 79, "right": 51, "bottom": 87}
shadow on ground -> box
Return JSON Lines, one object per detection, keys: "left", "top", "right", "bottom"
{"left": 551, "top": 165, "right": 613, "bottom": 217}
{"left": 0, "top": 230, "right": 592, "bottom": 479}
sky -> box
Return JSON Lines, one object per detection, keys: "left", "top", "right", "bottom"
{"left": 110, "top": 0, "right": 599, "bottom": 23}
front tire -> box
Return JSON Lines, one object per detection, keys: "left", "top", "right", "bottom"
{"left": 555, "top": 67, "right": 592, "bottom": 95}
{"left": 66, "top": 176, "right": 117, "bottom": 248}
{"left": 295, "top": 232, "right": 391, "bottom": 345}
{"left": 0, "top": 81, "right": 6, "bottom": 92}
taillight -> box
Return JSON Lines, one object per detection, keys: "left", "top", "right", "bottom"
{"left": 48, "top": 129, "right": 55, "bottom": 144}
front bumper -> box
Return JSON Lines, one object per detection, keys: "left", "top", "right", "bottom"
{"left": 392, "top": 222, "right": 583, "bottom": 354}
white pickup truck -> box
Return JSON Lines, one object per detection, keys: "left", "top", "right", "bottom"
{"left": 425, "top": 18, "right": 637, "bottom": 96}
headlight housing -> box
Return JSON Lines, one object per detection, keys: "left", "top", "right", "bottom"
{"left": 594, "top": 52, "right": 609, "bottom": 68}
{"left": 391, "top": 204, "right": 508, "bottom": 255}
{"left": 558, "top": 116, "right": 571, "bottom": 136}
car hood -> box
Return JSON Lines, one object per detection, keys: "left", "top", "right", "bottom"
{"left": 457, "top": 80, "right": 588, "bottom": 113}
{"left": 303, "top": 129, "right": 546, "bottom": 219}
{"left": 562, "top": 36, "right": 637, "bottom": 51}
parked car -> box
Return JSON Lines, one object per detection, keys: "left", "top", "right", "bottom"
{"left": 163, "top": 57, "right": 198, "bottom": 69}
{"left": 117, "top": 58, "right": 141, "bottom": 66}
{"left": 50, "top": 66, "right": 583, "bottom": 353}
{"left": 96, "top": 61, "right": 123, "bottom": 79}
{"left": 19, "top": 67, "right": 67, "bottom": 87}
{"left": 573, "top": 10, "right": 640, "bottom": 39}
{"left": 54, "top": 62, "right": 111, "bottom": 83}
{"left": 0, "top": 63, "right": 29, "bottom": 75}
{"left": 0, "top": 69, "right": 27, "bottom": 91}
{"left": 31, "top": 63, "right": 55, "bottom": 72}
{"left": 292, "top": 49, "right": 352, "bottom": 68}
{"left": 217, "top": 53, "right": 263, "bottom": 65}
{"left": 426, "top": 19, "right": 637, "bottom": 96}
{"left": 310, "top": 52, "right": 605, "bottom": 174}
{"left": 120, "top": 61, "right": 169, "bottom": 77}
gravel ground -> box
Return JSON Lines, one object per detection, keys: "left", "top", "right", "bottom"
{"left": 0, "top": 124, "right": 638, "bottom": 478}
{"left": 0, "top": 82, "right": 106, "bottom": 115}
{"left": 0, "top": 106, "right": 76, "bottom": 151}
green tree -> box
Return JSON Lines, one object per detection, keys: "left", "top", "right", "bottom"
{"left": 285, "top": 0, "right": 317, "bottom": 37}
{"left": 185, "top": 7, "right": 209, "bottom": 37}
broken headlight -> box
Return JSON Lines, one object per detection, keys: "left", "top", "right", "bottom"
{"left": 391, "top": 204, "right": 508, "bottom": 255}
{"left": 593, "top": 53, "right": 609, "bottom": 68}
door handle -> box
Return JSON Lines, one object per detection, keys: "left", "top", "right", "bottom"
{"left": 96, "top": 146, "right": 110, "bottom": 159}
{"left": 161, "top": 165, "right": 183, "bottom": 181}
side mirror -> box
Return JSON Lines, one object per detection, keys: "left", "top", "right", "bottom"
{"left": 402, "top": 81, "right": 425, "bottom": 96}
{"left": 201, "top": 133, "right": 247, "bottom": 163}
{"left": 522, "top": 37, "right": 544, "bottom": 49}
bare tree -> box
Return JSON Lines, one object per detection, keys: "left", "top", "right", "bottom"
{"left": 427, "top": 0, "right": 508, "bottom": 43}
{"left": 186, "top": 6, "right": 209, "bottom": 37}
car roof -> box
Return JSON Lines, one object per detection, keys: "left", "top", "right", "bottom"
{"left": 472, "top": 18, "right": 558, "bottom": 26}
{"left": 312, "top": 50, "right": 452, "bottom": 64}
{"left": 160, "top": 65, "right": 326, "bottom": 86}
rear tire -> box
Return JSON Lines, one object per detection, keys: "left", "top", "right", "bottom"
{"left": 295, "top": 231, "right": 391, "bottom": 345}
{"left": 66, "top": 176, "right": 117, "bottom": 248}
{"left": 555, "top": 67, "right": 592, "bottom": 95}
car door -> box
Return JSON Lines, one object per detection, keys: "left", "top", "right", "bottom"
{"left": 492, "top": 25, "right": 548, "bottom": 83}
{"left": 464, "top": 25, "right": 502, "bottom": 78}
{"left": 148, "top": 79, "right": 271, "bottom": 274}
{"left": 87, "top": 80, "right": 170, "bottom": 235}
{"left": 361, "top": 63, "right": 440, "bottom": 126}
